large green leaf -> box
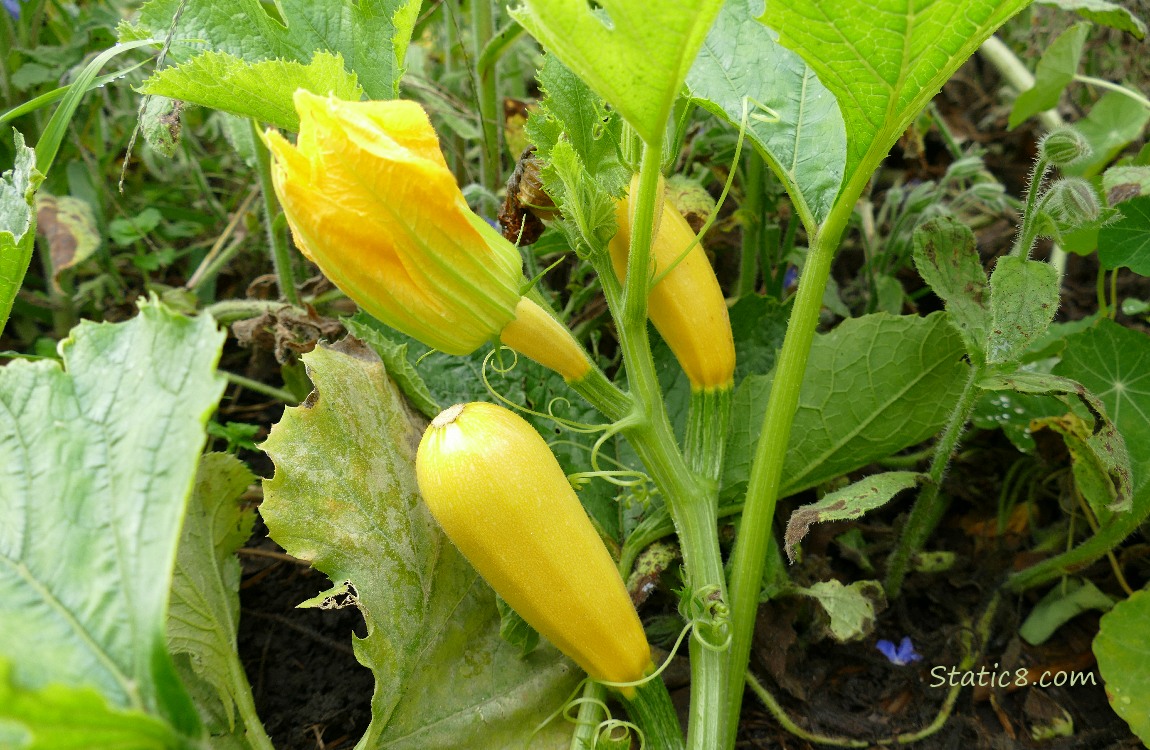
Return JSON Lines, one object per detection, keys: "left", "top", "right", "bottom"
{"left": 687, "top": 0, "right": 846, "bottom": 226}
{"left": 261, "top": 339, "right": 580, "bottom": 750}
{"left": 760, "top": 0, "right": 1030, "bottom": 185}
{"left": 139, "top": 50, "right": 362, "bottom": 131}
{"left": 0, "top": 660, "right": 178, "bottom": 750}
{"left": 120, "top": 0, "right": 421, "bottom": 101}
{"left": 0, "top": 300, "right": 227, "bottom": 738}
{"left": 0, "top": 132, "right": 42, "bottom": 335}
{"left": 169, "top": 453, "right": 262, "bottom": 745}
{"left": 1055, "top": 319, "right": 1150, "bottom": 491}
{"left": 1008, "top": 23, "right": 1090, "bottom": 129}
{"left": 723, "top": 313, "right": 968, "bottom": 498}
{"left": 1094, "top": 587, "right": 1150, "bottom": 744}
{"left": 1098, "top": 195, "right": 1150, "bottom": 276}
{"left": 511, "top": 0, "right": 724, "bottom": 145}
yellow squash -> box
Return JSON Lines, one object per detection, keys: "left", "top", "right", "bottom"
{"left": 416, "top": 402, "right": 651, "bottom": 691}
{"left": 610, "top": 175, "right": 735, "bottom": 390}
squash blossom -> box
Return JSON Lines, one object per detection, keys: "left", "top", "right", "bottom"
{"left": 264, "top": 91, "right": 522, "bottom": 356}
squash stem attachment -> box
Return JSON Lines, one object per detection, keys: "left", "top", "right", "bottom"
{"left": 591, "top": 142, "right": 729, "bottom": 750}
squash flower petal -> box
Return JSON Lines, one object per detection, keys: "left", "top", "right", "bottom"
{"left": 265, "top": 91, "right": 522, "bottom": 355}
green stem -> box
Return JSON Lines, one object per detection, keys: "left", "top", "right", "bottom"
{"left": 569, "top": 680, "right": 607, "bottom": 750}
{"left": 471, "top": 0, "right": 500, "bottom": 194}
{"left": 609, "top": 143, "right": 728, "bottom": 750}
{"left": 721, "top": 196, "right": 846, "bottom": 749}
{"left": 1074, "top": 74, "right": 1150, "bottom": 110}
{"left": 621, "top": 677, "right": 685, "bottom": 750}
{"left": 1007, "top": 482, "right": 1150, "bottom": 592}
{"left": 250, "top": 119, "right": 300, "bottom": 306}
{"left": 684, "top": 387, "right": 732, "bottom": 484}
{"left": 884, "top": 363, "right": 983, "bottom": 597}
{"left": 228, "top": 655, "right": 275, "bottom": 750}
{"left": 204, "top": 299, "right": 296, "bottom": 325}
{"left": 223, "top": 371, "right": 300, "bottom": 405}
{"left": 1011, "top": 156, "right": 1049, "bottom": 259}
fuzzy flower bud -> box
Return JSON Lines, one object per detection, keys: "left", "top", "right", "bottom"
{"left": 1038, "top": 128, "right": 1092, "bottom": 167}
{"left": 265, "top": 91, "right": 522, "bottom": 356}
{"left": 1044, "top": 177, "right": 1102, "bottom": 225}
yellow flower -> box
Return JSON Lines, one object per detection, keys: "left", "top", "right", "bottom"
{"left": 265, "top": 91, "right": 522, "bottom": 356}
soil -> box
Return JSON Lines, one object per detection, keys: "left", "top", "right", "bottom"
{"left": 228, "top": 47, "right": 1150, "bottom": 750}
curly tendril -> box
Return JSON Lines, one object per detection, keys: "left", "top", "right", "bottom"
{"left": 480, "top": 347, "right": 606, "bottom": 433}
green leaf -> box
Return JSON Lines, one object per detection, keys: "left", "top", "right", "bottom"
{"left": 686, "top": 0, "right": 846, "bottom": 226}
{"left": 979, "top": 370, "right": 1133, "bottom": 509}
{"left": 0, "top": 300, "right": 227, "bottom": 736}
{"left": 496, "top": 597, "right": 541, "bottom": 658}
{"left": 1008, "top": 23, "right": 1090, "bottom": 129}
{"left": 1055, "top": 319, "right": 1150, "bottom": 490}
{"left": 785, "top": 472, "right": 921, "bottom": 560}
{"left": 528, "top": 55, "right": 620, "bottom": 180}
{"left": 34, "top": 40, "right": 159, "bottom": 177}
{"left": 1036, "top": 0, "right": 1147, "bottom": 39}
{"left": 1098, "top": 194, "right": 1150, "bottom": 275}
{"left": 912, "top": 217, "right": 989, "bottom": 358}
{"left": 140, "top": 96, "right": 183, "bottom": 157}
{"left": 987, "top": 256, "right": 1060, "bottom": 365}
{"left": 1020, "top": 579, "right": 1115, "bottom": 645}
{"left": 796, "top": 580, "right": 886, "bottom": 643}
{"left": 760, "top": 0, "right": 1029, "bottom": 187}
{"left": 1032, "top": 412, "right": 1126, "bottom": 518}
{"left": 120, "top": 0, "right": 421, "bottom": 100}
{"left": 971, "top": 387, "right": 1066, "bottom": 452}
{"left": 0, "top": 660, "right": 178, "bottom": 750}
{"left": 168, "top": 453, "right": 258, "bottom": 737}
{"left": 724, "top": 313, "right": 968, "bottom": 499}
{"left": 139, "top": 50, "right": 362, "bottom": 132}
{"left": 261, "top": 339, "right": 580, "bottom": 749}
{"left": 512, "top": 0, "right": 724, "bottom": 145}
{"left": 1102, "top": 165, "right": 1150, "bottom": 205}
{"left": 1094, "top": 587, "right": 1150, "bottom": 744}
{"left": 345, "top": 314, "right": 440, "bottom": 419}
{"left": 1065, "top": 92, "right": 1150, "bottom": 178}
{"left": 0, "top": 131, "right": 42, "bottom": 334}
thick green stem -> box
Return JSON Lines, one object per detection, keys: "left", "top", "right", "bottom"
{"left": 621, "top": 678, "right": 685, "bottom": 750}
{"left": 884, "top": 363, "right": 982, "bottom": 597}
{"left": 471, "top": 0, "right": 500, "bottom": 194}
{"left": 721, "top": 203, "right": 845, "bottom": 748}
{"left": 592, "top": 143, "right": 729, "bottom": 750}
{"left": 684, "top": 387, "right": 732, "bottom": 484}
{"left": 569, "top": 680, "right": 607, "bottom": 750}
{"left": 251, "top": 119, "right": 300, "bottom": 306}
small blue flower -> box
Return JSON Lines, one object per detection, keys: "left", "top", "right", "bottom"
{"left": 782, "top": 265, "right": 799, "bottom": 289}
{"left": 2, "top": 0, "right": 22, "bottom": 20}
{"left": 876, "top": 636, "right": 922, "bottom": 666}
